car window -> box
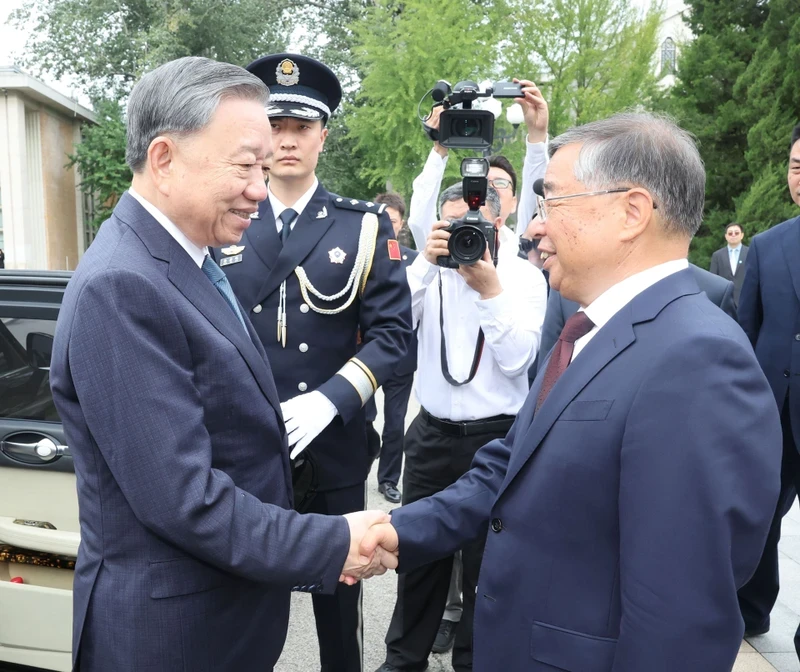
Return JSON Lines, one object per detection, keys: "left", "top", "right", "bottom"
{"left": 0, "top": 317, "right": 59, "bottom": 422}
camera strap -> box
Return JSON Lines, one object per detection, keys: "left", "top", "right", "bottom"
{"left": 438, "top": 271, "right": 485, "bottom": 387}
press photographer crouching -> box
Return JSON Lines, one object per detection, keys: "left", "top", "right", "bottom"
{"left": 377, "top": 179, "right": 547, "bottom": 672}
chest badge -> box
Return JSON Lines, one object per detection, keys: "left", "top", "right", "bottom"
{"left": 316, "top": 206, "right": 328, "bottom": 220}
{"left": 328, "top": 247, "right": 347, "bottom": 264}
{"left": 221, "top": 245, "right": 245, "bottom": 256}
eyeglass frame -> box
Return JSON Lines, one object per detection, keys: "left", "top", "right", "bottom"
{"left": 535, "top": 187, "right": 657, "bottom": 221}
{"left": 488, "top": 177, "right": 513, "bottom": 191}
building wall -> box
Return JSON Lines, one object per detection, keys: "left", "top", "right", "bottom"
{"left": 40, "top": 109, "right": 80, "bottom": 270}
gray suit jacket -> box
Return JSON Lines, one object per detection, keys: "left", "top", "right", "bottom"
{"left": 532, "top": 263, "right": 736, "bottom": 382}
{"left": 710, "top": 244, "right": 749, "bottom": 305}
{"left": 50, "top": 193, "right": 350, "bottom": 672}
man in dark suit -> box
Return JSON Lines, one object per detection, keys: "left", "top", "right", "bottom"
{"left": 49, "top": 57, "right": 391, "bottom": 672}
{"left": 373, "top": 192, "right": 418, "bottom": 504}
{"left": 710, "top": 222, "right": 749, "bottom": 305}
{"left": 218, "top": 54, "right": 412, "bottom": 672}
{"left": 362, "top": 113, "right": 781, "bottom": 671}
{"left": 535, "top": 264, "right": 736, "bottom": 377}
{"left": 736, "top": 122, "right": 800, "bottom": 654}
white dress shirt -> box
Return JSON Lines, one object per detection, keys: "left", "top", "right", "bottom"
{"left": 572, "top": 259, "right": 690, "bottom": 361}
{"left": 268, "top": 178, "right": 319, "bottom": 232}
{"left": 129, "top": 188, "right": 207, "bottom": 267}
{"left": 408, "top": 253, "right": 547, "bottom": 421}
{"left": 728, "top": 244, "right": 742, "bottom": 276}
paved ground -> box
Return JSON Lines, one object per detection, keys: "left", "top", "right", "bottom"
{"left": 275, "top": 388, "right": 800, "bottom": 672}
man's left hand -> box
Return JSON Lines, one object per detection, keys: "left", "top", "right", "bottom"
{"left": 514, "top": 78, "right": 549, "bottom": 144}
{"left": 280, "top": 390, "right": 338, "bottom": 459}
{"left": 458, "top": 248, "right": 503, "bottom": 300}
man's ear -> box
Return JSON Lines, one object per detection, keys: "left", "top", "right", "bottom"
{"left": 619, "top": 188, "right": 655, "bottom": 243}
{"left": 147, "top": 136, "right": 177, "bottom": 196}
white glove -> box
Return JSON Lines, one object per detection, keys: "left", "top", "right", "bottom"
{"left": 280, "top": 390, "right": 338, "bottom": 459}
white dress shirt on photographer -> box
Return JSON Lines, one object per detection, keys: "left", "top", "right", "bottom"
{"left": 407, "top": 252, "right": 547, "bottom": 421}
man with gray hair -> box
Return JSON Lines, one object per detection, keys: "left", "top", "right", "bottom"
{"left": 365, "top": 112, "right": 782, "bottom": 671}
{"left": 49, "top": 56, "right": 391, "bottom": 672}
{"left": 376, "top": 184, "right": 546, "bottom": 672}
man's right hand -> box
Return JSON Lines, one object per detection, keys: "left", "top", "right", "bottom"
{"left": 360, "top": 521, "right": 400, "bottom": 564}
{"left": 423, "top": 220, "right": 451, "bottom": 266}
{"left": 426, "top": 106, "right": 449, "bottom": 158}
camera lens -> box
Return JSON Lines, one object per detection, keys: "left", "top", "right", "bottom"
{"left": 449, "top": 226, "right": 486, "bottom": 265}
{"left": 451, "top": 117, "right": 482, "bottom": 138}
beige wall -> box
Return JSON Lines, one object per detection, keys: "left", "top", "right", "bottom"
{"left": 39, "top": 110, "right": 80, "bottom": 270}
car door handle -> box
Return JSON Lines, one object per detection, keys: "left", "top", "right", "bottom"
{"left": 1, "top": 437, "right": 70, "bottom": 461}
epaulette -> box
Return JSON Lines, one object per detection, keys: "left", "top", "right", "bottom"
{"left": 330, "top": 195, "right": 387, "bottom": 215}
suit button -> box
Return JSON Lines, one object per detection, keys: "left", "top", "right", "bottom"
{"left": 795, "top": 334, "right": 800, "bottom": 341}
{"left": 300, "top": 304, "right": 310, "bottom": 314}
{"left": 785, "top": 370, "right": 791, "bottom": 378}
{"left": 490, "top": 518, "right": 503, "bottom": 533}
{"left": 252, "top": 304, "right": 262, "bottom": 314}
{"left": 298, "top": 382, "right": 308, "bottom": 392}
{"left": 299, "top": 343, "right": 309, "bottom": 353}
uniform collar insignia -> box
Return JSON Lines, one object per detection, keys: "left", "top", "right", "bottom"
{"left": 316, "top": 206, "right": 328, "bottom": 219}
{"left": 221, "top": 245, "right": 245, "bottom": 256}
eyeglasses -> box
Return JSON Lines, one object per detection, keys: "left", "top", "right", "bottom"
{"left": 489, "top": 178, "right": 513, "bottom": 191}
{"left": 536, "top": 188, "right": 642, "bottom": 221}
{"left": 725, "top": 230, "right": 742, "bottom": 236}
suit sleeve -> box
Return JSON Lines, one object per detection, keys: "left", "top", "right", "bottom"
{"left": 67, "top": 270, "right": 350, "bottom": 591}
{"left": 611, "top": 334, "right": 781, "bottom": 671}
{"left": 709, "top": 250, "right": 720, "bottom": 275}
{"left": 318, "top": 209, "right": 413, "bottom": 423}
{"left": 391, "top": 408, "right": 524, "bottom": 572}
{"left": 737, "top": 236, "right": 762, "bottom": 348}
{"left": 719, "top": 280, "right": 737, "bottom": 320}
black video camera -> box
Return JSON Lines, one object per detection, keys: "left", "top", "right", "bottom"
{"left": 437, "top": 158, "right": 498, "bottom": 269}
{"left": 423, "top": 79, "right": 522, "bottom": 152}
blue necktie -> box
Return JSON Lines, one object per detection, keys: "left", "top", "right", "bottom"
{"left": 202, "top": 255, "right": 248, "bottom": 334}
{"left": 279, "top": 208, "right": 297, "bottom": 245}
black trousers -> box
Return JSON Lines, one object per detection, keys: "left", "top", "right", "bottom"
{"left": 738, "top": 402, "right": 800, "bottom": 651}
{"left": 384, "top": 411, "right": 508, "bottom": 671}
{"left": 307, "top": 484, "right": 365, "bottom": 672}
{"left": 377, "top": 371, "right": 415, "bottom": 487}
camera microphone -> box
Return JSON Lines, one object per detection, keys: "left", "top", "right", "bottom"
{"left": 533, "top": 178, "right": 545, "bottom": 197}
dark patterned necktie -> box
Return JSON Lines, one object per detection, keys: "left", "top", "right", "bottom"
{"left": 279, "top": 208, "right": 298, "bottom": 245}
{"left": 202, "top": 255, "right": 248, "bottom": 334}
{"left": 536, "top": 311, "right": 595, "bottom": 411}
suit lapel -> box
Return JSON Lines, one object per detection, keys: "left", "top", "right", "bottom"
{"left": 497, "top": 269, "right": 701, "bottom": 500}
{"left": 256, "top": 185, "right": 336, "bottom": 301}
{"left": 166, "top": 247, "right": 284, "bottom": 424}
{"left": 782, "top": 222, "right": 800, "bottom": 302}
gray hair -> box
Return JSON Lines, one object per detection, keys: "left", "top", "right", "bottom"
{"left": 548, "top": 112, "right": 705, "bottom": 237}
{"left": 438, "top": 183, "right": 501, "bottom": 220}
{"left": 126, "top": 56, "right": 270, "bottom": 172}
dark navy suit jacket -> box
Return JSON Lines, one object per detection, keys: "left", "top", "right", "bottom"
{"left": 710, "top": 244, "right": 748, "bottom": 305}
{"left": 738, "top": 215, "right": 800, "bottom": 447}
{"left": 50, "top": 193, "right": 350, "bottom": 671}
{"left": 391, "top": 269, "right": 781, "bottom": 671}
{"left": 219, "top": 184, "right": 412, "bottom": 491}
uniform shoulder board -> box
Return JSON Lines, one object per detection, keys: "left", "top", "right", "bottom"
{"left": 330, "top": 195, "right": 387, "bottom": 215}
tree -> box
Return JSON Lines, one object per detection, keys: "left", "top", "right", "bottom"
{"left": 11, "top": 0, "right": 289, "bottom": 101}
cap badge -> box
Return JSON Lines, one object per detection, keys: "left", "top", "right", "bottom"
{"left": 328, "top": 247, "right": 347, "bottom": 264}
{"left": 276, "top": 59, "right": 300, "bottom": 86}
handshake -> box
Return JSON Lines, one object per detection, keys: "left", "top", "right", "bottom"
{"left": 339, "top": 510, "right": 401, "bottom": 585}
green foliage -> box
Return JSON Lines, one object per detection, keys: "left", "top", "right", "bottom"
{"left": 67, "top": 100, "right": 131, "bottom": 233}
{"left": 11, "top": 0, "right": 289, "bottom": 101}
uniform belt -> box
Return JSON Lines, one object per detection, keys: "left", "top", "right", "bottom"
{"left": 420, "top": 407, "right": 515, "bottom": 437}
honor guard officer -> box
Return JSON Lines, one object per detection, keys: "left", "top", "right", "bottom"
{"left": 215, "top": 53, "right": 413, "bottom": 672}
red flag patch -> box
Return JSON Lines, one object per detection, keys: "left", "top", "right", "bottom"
{"left": 387, "top": 239, "right": 401, "bottom": 261}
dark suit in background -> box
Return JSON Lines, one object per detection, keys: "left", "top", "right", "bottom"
{"left": 50, "top": 194, "right": 350, "bottom": 671}
{"left": 737, "top": 215, "right": 800, "bottom": 652}
{"left": 710, "top": 244, "right": 749, "bottom": 306}
{"left": 532, "top": 263, "right": 736, "bottom": 382}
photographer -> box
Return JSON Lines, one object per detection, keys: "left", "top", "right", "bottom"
{"left": 408, "top": 79, "right": 549, "bottom": 254}
{"left": 376, "top": 185, "right": 546, "bottom": 672}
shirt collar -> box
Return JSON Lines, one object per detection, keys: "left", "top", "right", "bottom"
{"left": 128, "top": 188, "right": 207, "bottom": 268}
{"left": 583, "top": 259, "right": 689, "bottom": 331}
{"left": 728, "top": 244, "right": 742, "bottom": 251}
{"left": 268, "top": 178, "right": 319, "bottom": 221}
